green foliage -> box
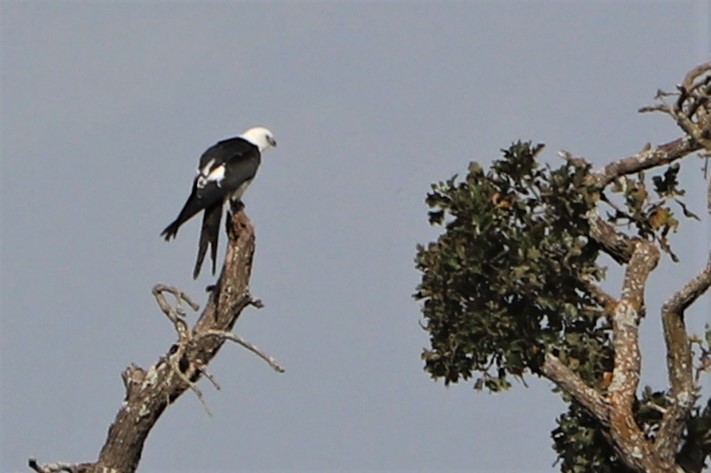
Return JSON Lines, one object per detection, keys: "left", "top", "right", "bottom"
{"left": 415, "top": 141, "right": 704, "bottom": 472}
{"left": 605, "top": 163, "right": 699, "bottom": 261}
{"left": 415, "top": 142, "right": 610, "bottom": 390}
{"left": 680, "top": 397, "right": 711, "bottom": 471}
{"left": 552, "top": 403, "right": 632, "bottom": 473}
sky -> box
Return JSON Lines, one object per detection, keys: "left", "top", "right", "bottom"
{"left": 1, "top": 1, "right": 710, "bottom": 473}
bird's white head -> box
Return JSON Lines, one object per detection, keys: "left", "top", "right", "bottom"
{"left": 241, "top": 126, "right": 277, "bottom": 153}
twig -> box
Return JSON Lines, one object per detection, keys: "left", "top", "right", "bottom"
{"left": 158, "top": 351, "right": 213, "bottom": 416}
{"left": 639, "top": 103, "right": 673, "bottom": 115}
{"left": 152, "top": 284, "right": 200, "bottom": 323}
{"left": 200, "top": 329, "right": 285, "bottom": 373}
{"left": 200, "top": 368, "right": 222, "bottom": 391}
{"left": 28, "top": 460, "right": 90, "bottom": 473}
{"left": 641, "top": 62, "right": 711, "bottom": 151}
{"left": 151, "top": 284, "right": 217, "bottom": 415}
{"left": 680, "top": 62, "right": 711, "bottom": 98}
{"left": 693, "top": 347, "right": 710, "bottom": 384}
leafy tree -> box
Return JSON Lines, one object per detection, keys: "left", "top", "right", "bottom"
{"left": 415, "top": 63, "right": 711, "bottom": 473}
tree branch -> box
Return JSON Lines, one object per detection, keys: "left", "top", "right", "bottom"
{"left": 587, "top": 62, "right": 710, "bottom": 193}
{"left": 655, "top": 249, "right": 711, "bottom": 466}
{"left": 675, "top": 62, "right": 711, "bottom": 150}
{"left": 543, "top": 241, "right": 677, "bottom": 472}
{"left": 30, "top": 210, "right": 281, "bottom": 473}
{"left": 558, "top": 63, "right": 711, "bottom": 472}
{"left": 199, "top": 329, "right": 285, "bottom": 373}
{"left": 606, "top": 241, "right": 666, "bottom": 472}
{"left": 28, "top": 459, "right": 92, "bottom": 473}
{"left": 586, "top": 209, "right": 638, "bottom": 265}
{"left": 591, "top": 136, "right": 701, "bottom": 189}
{"left": 638, "top": 61, "right": 711, "bottom": 153}
{"left": 541, "top": 353, "right": 609, "bottom": 426}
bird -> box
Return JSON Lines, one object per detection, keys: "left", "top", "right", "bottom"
{"left": 161, "top": 126, "right": 276, "bottom": 279}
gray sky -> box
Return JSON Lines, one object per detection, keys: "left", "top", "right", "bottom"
{"left": 1, "top": 2, "right": 709, "bottom": 472}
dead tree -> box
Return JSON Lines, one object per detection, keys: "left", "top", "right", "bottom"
{"left": 29, "top": 210, "right": 283, "bottom": 473}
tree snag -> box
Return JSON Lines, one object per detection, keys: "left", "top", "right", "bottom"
{"left": 29, "top": 209, "right": 283, "bottom": 473}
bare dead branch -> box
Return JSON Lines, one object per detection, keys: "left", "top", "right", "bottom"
{"left": 200, "top": 368, "right": 222, "bottom": 391}
{"left": 592, "top": 63, "right": 710, "bottom": 193}
{"left": 150, "top": 284, "right": 214, "bottom": 413}
{"left": 152, "top": 284, "right": 200, "bottom": 324}
{"left": 28, "top": 459, "right": 91, "bottom": 473}
{"left": 655, "top": 250, "right": 711, "bottom": 463}
{"left": 638, "top": 62, "right": 711, "bottom": 153}
{"left": 680, "top": 62, "right": 711, "bottom": 95}
{"left": 200, "top": 329, "right": 286, "bottom": 373}
{"left": 678, "top": 63, "right": 711, "bottom": 129}
{"left": 30, "top": 210, "right": 282, "bottom": 473}
{"left": 167, "top": 351, "right": 214, "bottom": 416}
{"left": 638, "top": 103, "right": 674, "bottom": 115}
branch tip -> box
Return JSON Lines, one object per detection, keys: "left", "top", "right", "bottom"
{"left": 201, "top": 329, "right": 285, "bottom": 373}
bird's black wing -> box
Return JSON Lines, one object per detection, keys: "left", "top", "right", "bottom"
{"left": 197, "top": 139, "right": 261, "bottom": 201}
{"left": 197, "top": 137, "right": 254, "bottom": 174}
{"left": 160, "top": 138, "right": 259, "bottom": 241}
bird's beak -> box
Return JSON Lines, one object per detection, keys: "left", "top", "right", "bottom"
{"left": 268, "top": 136, "right": 277, "bottom": 148}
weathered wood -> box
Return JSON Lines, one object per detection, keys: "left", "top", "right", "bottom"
{"left": 30, "top": 210, "right": 260, "bottom": 473}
